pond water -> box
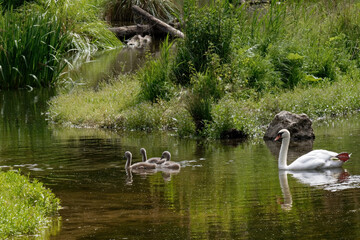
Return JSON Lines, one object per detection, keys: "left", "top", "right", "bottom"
{"left": 1, "top": 88, "right": 360, "bottom": 240}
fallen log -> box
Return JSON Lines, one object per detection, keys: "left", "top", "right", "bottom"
{"left": 132, "top": 5, "right": 184, "bottom": 39}
{"left": 109, "top": 24, "right": 153, "bottom": 39}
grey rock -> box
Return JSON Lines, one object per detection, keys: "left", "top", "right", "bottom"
{"left": 264, "top": 111, "right": 315, "bottom": 141}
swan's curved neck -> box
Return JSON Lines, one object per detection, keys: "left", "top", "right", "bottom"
{"left": 141, "top": 151, "right": 147, "bottom": 162}
{"left": 278, "top": 137, "right": 290, "bottom": 169}
{"left": 125, "top": 155, "right": 132, "bottom": 169}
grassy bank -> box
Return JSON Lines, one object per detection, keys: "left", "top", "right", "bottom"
{"left": 0, "top": 171, "right": 60, "bottom": 238}
{"left": 48, "top": 0, "right": 360, "bottom": 139}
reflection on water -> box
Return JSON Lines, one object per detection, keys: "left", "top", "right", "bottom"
{"left": 279, "top": 168, "right": 354, "bottom": 211}
{"left": 62, "top": 40, "right": 161, "bottom": 90}
{"left": 1, "top": 90, "right": 360, "bottom": 239}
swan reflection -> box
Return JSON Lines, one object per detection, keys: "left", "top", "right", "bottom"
{"left": 125, "top": 167, "right": 180, "bottom": 185}
{"left": 278, "top": 168, "right": 351, "bottom": 210}
{"left": 161, "top": 169, "right": 180, "bottom": 182}
{"left": 125, "top": 167, "right": 158, "bottom": 185}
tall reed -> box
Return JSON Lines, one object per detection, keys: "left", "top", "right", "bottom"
{"left": 0, "top": 9, "right": 68, "bottom": 89}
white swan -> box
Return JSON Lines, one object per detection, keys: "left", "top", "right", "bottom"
{"left": 125, "top": 151, "right": 157, "bottom": 170}
{"left": 140, "top": 148, "right": 170, "bottom": 164}
{"left": 275, "top": 129, "right": 351, "bottom": 170}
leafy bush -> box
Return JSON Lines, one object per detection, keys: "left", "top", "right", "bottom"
{"left": 172, "top": 0, "right": 235, "bottom": 85}
{"left": 185, "top": 69, "right": 224, "bottom": 132}
{"left": 232, "top": 46, "right": 281, "bottom": 93}
{"left": 267, "top": 44, "right": 306, "bottom": 89}
{"left": 119, "top": 102, "right": 163, "bottom": 130}
{"left": 205, "top": 96, "right": 257, "bottom": 139}
{"left": 332, "top": 2, "right": 360, "bottom": 65}
{"left": 138, "top": 36, "right": 175, "bottom": 103}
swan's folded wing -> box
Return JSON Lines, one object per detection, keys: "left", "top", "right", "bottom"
{"left": 305, "top": 150, "right": 338, "bottom": 159}
{"left": 288, "top": 155, "right": 326, "bottom": 170}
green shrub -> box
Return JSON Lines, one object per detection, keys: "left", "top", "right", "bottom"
{"left": 172, "top": 0, "right": 235, "bottom": 85}
{"left": 232, "top": 46, "right": 281, "bottom": 93}
{"left": 120, "top": 102, "right": 163, "bottom": 130}
{"left": 175, "top": 108, "right": 196, "bottom": 137}
{"left": 266, "top": 43, "right": 306, "bottom": 89}
{"left": 138, "top": 36, "right": 175, "bottom": 103}
{"left": 205, "top": 96, "right": 257, "bottom": 139}
{"left": 185, "top": 70, "right": 224, "bottom": 132}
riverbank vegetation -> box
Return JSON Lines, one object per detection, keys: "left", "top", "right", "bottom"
{"left": 0, "top": 0, "right": 122, "bottom": 89}
{"left": 48, "top": 0, "right": 360, "bottom": 139}
{"left": 0, "top": 170, "right": 60, "bottom": 238}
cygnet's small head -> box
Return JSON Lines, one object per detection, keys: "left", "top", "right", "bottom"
{"left": 125, "top": 151, "right": 132, "bottom": 159}
{"left": 161, "top": 151, "right": 171, "bottom": 161}
{"left": 275, "top": 129, "right": 290, "bottom": 141}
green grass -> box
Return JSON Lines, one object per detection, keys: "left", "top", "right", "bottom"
{"left": 48, "top": 76, "right": 141, "bottom": 128}
{"left": 0, "top": 171, "right": 60, "bottom": 238}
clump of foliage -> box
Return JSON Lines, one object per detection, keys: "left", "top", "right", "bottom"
{"left": 172, "top": 0, "right": 235, "bottom": 85}
{"left": 185, "top": 66, "right": 225, "bottom": 132}
{"left": 0, "top": 171, "right": 60, "bottom": 238}
{"left": 138, "top": 36, "right": 175, "bottom": 103}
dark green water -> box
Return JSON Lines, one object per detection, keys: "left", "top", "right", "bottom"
{"left": 1, "top": 89, "right": 360, "bottom": 239}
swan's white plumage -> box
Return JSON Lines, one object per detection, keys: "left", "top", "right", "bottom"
{"left": 276, "top": 129, "right": 350, "bottom": 170}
